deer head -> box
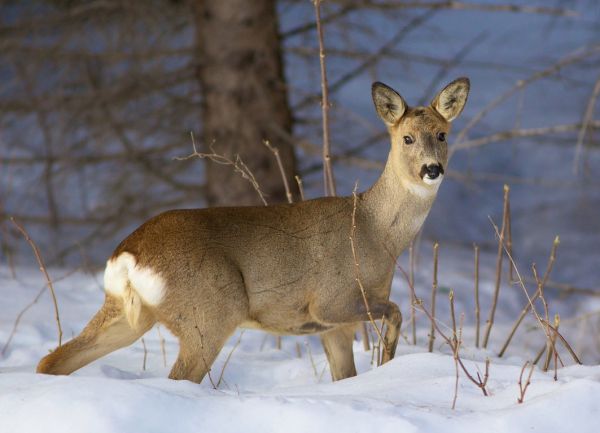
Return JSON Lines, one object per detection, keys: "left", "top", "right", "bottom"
{"left": 372, "top": 77, "right": 470, "bottom": 194}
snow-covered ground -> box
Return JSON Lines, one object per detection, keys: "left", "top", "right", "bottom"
{"left": 1, "top": 244, "right": 599, "bottom": 433}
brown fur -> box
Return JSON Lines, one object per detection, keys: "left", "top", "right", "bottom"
{"left": 37, "top": 78, "right": 470, "bottom": 383}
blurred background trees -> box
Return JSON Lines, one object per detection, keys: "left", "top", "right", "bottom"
{"left": 0, "top": 0, "right": 599, "bottom": 292}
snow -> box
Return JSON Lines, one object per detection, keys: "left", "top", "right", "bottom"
{"left": 1, "top": 258, "right": 599, "bottom": 433}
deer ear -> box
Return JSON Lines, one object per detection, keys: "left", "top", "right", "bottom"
{"left": 372, "top": 82, "right": 406, "bottom": 126}
{"left": 431, "top": 77, "right": 470, "bottom": 122}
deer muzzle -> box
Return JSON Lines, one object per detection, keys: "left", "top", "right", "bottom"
{"left": 420, "top": 163, "right": 445, "bottom": 185}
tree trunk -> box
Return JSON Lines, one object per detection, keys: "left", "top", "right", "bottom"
{"left": 195, "top": 0, "right": 296, "bottom": 206}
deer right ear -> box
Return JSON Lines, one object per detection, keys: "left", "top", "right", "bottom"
{"left": 372, "top": 82, "right": 406, "bottom": 126}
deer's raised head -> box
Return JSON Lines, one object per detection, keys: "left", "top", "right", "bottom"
{"left": 372, "top": 77, "right": 469, "bottom": 193}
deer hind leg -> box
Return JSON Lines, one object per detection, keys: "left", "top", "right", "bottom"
{"left": 167, "top": 324, "right": 233, "bottom": 384}
{"left": 161, "top": 277, "right": 249, "bottom": 384}
{"left": 166, "top": 309, "right": 243, "bottom": 384}
{"left": 320, "top": 323, "right": 358, "bottom": 381}
{"left": 37, "top": 294, "right": 155, "bottom": 375}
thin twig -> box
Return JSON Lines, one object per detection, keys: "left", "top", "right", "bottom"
{"left": 393, "top": 258, "right": 490, "bottom": 397}
{"left": 361, "top": 322, "right": 371, "bottom": 351}
{"left": 517, "top": 361, "right": 535, "bottom": 404}
{"left": 409, "top": 241, "right": 417, "bottom": 345}
{"left": 141, "top": 338, "right": 148, "bottom": 371}
{"left": 305, "top": 339, "right": 319, "bottom": 378}
{"left": 192, "top": 307, "right": 216, "bottom": 389}
{"left": 452, "top": 121, "right": 600, "bottom": 153}
{"left": 415, "top": 295, "right": 490, "bottom": 396}
{"left": 10, "top": 217, "right": 62, "bottom": 346}
{"left": 264, "top": 140, "right": 294, "bottom": 351}
{"left": 428, "top": 243, "right": 439, "bottom": 352}
{"left": 295, "top": 10, "right": 434, "bottom": 110}
{"left": 573, "top": 73, "right": 600, "bottom": 173}
{"left": 176, "top": 133, "right": 268, "bottom": 206}
{"left": 283, "top": 1, "right": 575, "bottom": 40}
{"left": 553, "top": 315, "right": 560, "bottom": 380}
{"left": 0, "top": 199, "right": 16, "bottom": 278}
{"left": 489, "top": 219, "right": 581, "bottom": 365}
{"left": 474, "top": 244, "right": 480, "bottom": 348}
{"left": 217, "top": 330, "right": 245, "bottom": 388}
{"left": 452, "top": 339, "right": 460, "bottom": 409}
{"left": 1, "top": 268, "right": 78, "bottom": 356}
{"left": 453, "top": 44, "right": 600, "bottom": 148}
{"left": 313, "top": 0, "right": 336, "bottom": 197}
{"left": 295, "top": 175, "right": 305, "bottom": 201}
{"left": 451, "top": 313, "right": 465, "bottom": 410}
{"left": 533, "top": 343, "right": 546, "bottom": 365}
{"left": 449, "top": 290, "right": 457, "bottom": 340}
{"left": 157, "top": 325, "right": 167, "bottom": 368}
{"left": 483, "top": 185, "right": 509, "bottom": 348}
{"left": 506, "top": 196, "right": 514, "bottom": 282}
{"left": 543, "top": 314, "right": 560, "bottom": 373}
{"left": 264, "top": 140, "right": 293, "bottom": 204}
{"left": 498, "top": 236, "right": 559, "bottom": 357}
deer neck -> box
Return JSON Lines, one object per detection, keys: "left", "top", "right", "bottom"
{"left": 360, "top": 150, "right": 439, "bottom": 257}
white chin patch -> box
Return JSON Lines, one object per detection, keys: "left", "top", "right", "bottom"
{"left": 422, "top": 174, "right": 443, "bottom": 186}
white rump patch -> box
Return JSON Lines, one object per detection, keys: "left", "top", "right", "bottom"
{"left": 104, "top": 252, "right": 166, "bottom": 306}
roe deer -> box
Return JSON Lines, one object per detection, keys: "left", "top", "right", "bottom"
{"left": 37, "top": 78, "right": 470, "bottom": 382}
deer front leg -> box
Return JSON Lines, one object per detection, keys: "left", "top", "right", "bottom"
{"left": 380, "top": 302, "right": 401, "bottom": 364}
{"left": 313, "top": 299, "right": 402, "bottom": 366}
{"left": 320, "top": 324, "right": 358, "bottom": 381}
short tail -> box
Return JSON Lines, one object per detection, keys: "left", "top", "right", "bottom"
{"left": 104, "top": 252, "right": 165, "bottom": 330}
{"left": 123, "top": 282, "right": 143, "bottom": 329}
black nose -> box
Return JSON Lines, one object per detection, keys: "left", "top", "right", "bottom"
{"left": 423, "top": 164, "right": 442, "bottom": 179}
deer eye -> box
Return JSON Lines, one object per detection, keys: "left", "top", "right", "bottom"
{"left": 437, "top": 132, "right": 446, "bottom": 142}
{"left": 403, "top": 136, "right": 414, "bottom": 145}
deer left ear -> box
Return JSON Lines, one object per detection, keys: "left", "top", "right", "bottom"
{"left": 431, "top": 77, "right": 470, "bottom": 122}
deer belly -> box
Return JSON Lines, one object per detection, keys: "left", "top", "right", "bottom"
{"left": 239, "top": 319, "right": 333, "bottom": 335}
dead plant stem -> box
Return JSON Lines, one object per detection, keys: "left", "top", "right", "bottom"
{"left": 313, "top": 0, "right": 336, "bottom": 196}
{"left": 217, "top": 330, "right": 245, "bottom": 388}
{"left": 483, "top": 185, "right": 509, "bottom": 348}
{"left": 428, "top": 242, "right": 439, "bottom": 352}
{"left": 474, "top": 244, "right": 480, "bottom": 348}
{"left": 10, "top": 217, "right": 62, "bottom": 346}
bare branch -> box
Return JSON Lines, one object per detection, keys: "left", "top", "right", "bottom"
{"left": 452, "top": 44, "right": 600, "bottom": 148}
{"left": 141, "top": 338, "right": 148, "bottom": 371}
{"left": 1, "top": 268, "right": 77, "bottom": 356}
{"left": 217, "top": 331, "right": 245, "bottom": 388}
{"left": 10, "top": 217, "right": 63, "bottom": 347}
{"left": 409, "top": 241, "right": 417, "bottom": 345}
{"left": 489, "top": 219, "right": 581, "bottom": 365}
{"left": 483, "top": 184, "right": 509, "bottom": 348}
{"left": 295, "top": 175, "right": 306, "bottom": 201}
{"left": 517, "top": 361, "right": 535, "bottom": 404}
{"left": 428, "top": 242, "right": 439, "bottom": 352}
{"left": 264, "top": 140, "right": 294, "bottom": 204}
{"left": 474, "top": 244, "right": 480, "bottom": 348}
{"left": 573, "top": 73, "right": 600, "bottom": 173}
{"left": 453, "top": 121, "right": 600, "bottom": 152}
{"left": 176, "top": 133, "right": 268, "bottom": 206}
{"left": 313, "top": 0, "right": 337, "bottom": 197}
